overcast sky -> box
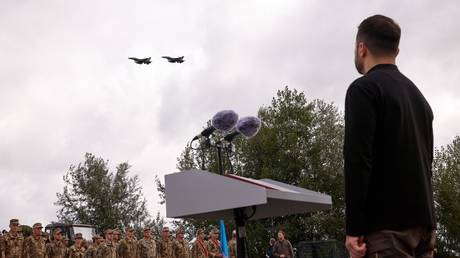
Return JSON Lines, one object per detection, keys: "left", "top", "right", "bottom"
{"left": 1, "top": 0, "right": 459, "bottom": 230}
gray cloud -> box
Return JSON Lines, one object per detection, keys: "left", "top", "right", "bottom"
{"left": 1, "top": 0, "right": 459, "bottom": 230}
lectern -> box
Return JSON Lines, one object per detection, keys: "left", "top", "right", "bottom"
{"left": 165, "top": 170, "right": 332, "bottom": 258}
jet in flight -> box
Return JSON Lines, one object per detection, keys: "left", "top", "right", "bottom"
{"left": 128, "top": 57, "right": 152, "bottom": 64}
{"left": 161, "top": 56, "right": 185, "bottom": 63}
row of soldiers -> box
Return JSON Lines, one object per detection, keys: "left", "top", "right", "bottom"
{"left": 1, "top": 219, "right": 237, "bottom": 258}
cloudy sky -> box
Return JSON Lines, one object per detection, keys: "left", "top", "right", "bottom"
{"left": 1, "top": 0, "right": 459, "bottom": 230}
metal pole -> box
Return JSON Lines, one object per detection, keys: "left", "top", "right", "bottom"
{"left": 217, "top": 144, "right": 224, "bottom": 175}
{"left": 234, "top": 208, "right": 247, "bottom": 258}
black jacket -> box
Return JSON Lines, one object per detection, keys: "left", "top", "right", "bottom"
{"left": 344, "top": 64, "right": 436, "bottom": 236}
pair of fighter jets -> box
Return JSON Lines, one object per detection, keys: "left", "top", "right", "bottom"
{"left": 128, "top": 56, "right": 185, "bottom": 65}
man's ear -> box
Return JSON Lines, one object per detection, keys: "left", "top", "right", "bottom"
{"left": 358, "top": 42, "right": 367, "bottom": 58}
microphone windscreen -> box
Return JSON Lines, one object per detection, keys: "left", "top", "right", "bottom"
{"left": 212, "top": 110, "right": 239, "bottom": 132}
{"left": 236, "top": 116, "right": 262, "bottom": 139}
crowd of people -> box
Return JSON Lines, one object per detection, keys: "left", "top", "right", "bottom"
{"left": 1, "top": 219, "right": 297, "bottom": 258}
{"left": 0, "top": 218, "right": 240, "bottom": 258}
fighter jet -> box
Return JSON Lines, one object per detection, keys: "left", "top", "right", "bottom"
{"left": 128, "top": 57, "right": 152, "bottom": 64}
{"left": 161, "top": 56, "right": 185, "bottom": 63}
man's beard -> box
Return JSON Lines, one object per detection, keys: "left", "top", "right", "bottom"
{"left": 354, "top": 54, "right": 364, "bottom": 75}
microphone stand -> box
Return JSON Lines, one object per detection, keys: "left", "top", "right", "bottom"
{"left": 191, "top": 135, "right": 249, "bottom": 258}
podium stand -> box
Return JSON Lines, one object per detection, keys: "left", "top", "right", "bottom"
{"left": 165, "top": 170, "right": 332, "bottom": 258}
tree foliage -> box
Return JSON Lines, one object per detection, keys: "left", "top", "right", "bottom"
{"left": 55, "top": 153, "right": 151, "bottom": 233}
{"left": 433, "top": 136, "right": 460, "bottom": 256}
{"left": 171, "top": 87, "right": 345, "bottom": 256}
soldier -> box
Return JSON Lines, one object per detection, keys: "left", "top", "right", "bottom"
{"left": 96, "top": 229, "right": 116, "bottom": 258}
{"left": 46, "top": 228, "right": 68, "bottom": 258}
{"left": 157, "top": 227, "right": 174, "bottom": 258}
{"left": 118, "top": 227, "right": 137, "bottom": 258}
{"left": 23, "top": 223, "right": 46, "bottom": 258}
{"left": 1, "top": 219, "right": 24, "bottom": 258}
{"left": 228, "top": 230, "right": 236, "bottom": 258}
{"left": 191, "top": 229, "right": 208, "bottom": 258}
{"left": 84, "top": 235, "right": 101, "bottom": 258}
{"left": 68, "top": 233, "right": 86, "bottom": 258}
{"left": 206, "top": 228, "right": 222, "bottom": 258}
{"left": 173, "top": 228, "right": 190, "bottom": 258}
{"left": 112, "top": 229, "right": 122, "bottom": 255}
{"left": 137, "top": 227, "right": 156, "bottom": 258}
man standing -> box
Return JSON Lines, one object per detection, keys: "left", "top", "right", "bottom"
{"left": 23, "top": 223, "right": 46, "bottom": 258}
{"left": 85, "top": 235, "right": 101, "bottom": 258}
{"left": 1, "top": 219, "right": 24, "bottom": 258}
{"left": 272, "top": 230, "right": 293, "bottom": 258}
{"left": 46, "top": 228, "right": 68, "bottom": 258}
{"left": 157, "top": 227, "right": 174, "bottom": 258}
{"left": 191, "top": 230, "right": 208, "bottom": 258}
{"left": 206, "top": 228, "right": 222, "bottom": 258}
{"left": 68, "top": 233, "right": 86, "bottom": 258}
{"left": 137, "top": 227, "right": 156, "bottom": 258}
{"left": 113, "top": 229, "right": 122, "bottom": 255}
{"left": 173, "top": 228, "right": 190, "bottom": 258}
{"left": 344, "top": 14, "right": 436, "bottom": 258}
{"left": 228, "top": 230, "right": 236, "bottom": 258}
{"left": 97, "top": 229, "right": 117, "bottom": 258}
{"left": 118, "top": 227, "right": 137, "bottom": 258}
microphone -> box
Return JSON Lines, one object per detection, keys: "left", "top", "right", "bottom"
{"left": 223, "top": 116, "right": 262, "bottom": 142}
{"left": 192, "top": 127, "right": 216, "bottom": 141}
{"left": 237, "top": 116, "right": 262, "bottom": 138}
{"left": 211, "top": 110, "right": 239, "bottom": 131}
{"left": 192, "top": 110, "right": 239, "bottom": 141}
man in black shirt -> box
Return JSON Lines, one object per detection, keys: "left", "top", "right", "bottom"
{"left": 344, "top": 15, "right": 436, "bottom": 258}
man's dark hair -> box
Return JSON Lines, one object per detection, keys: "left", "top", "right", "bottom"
{"left": 357, "top": 15, "right": 401, "bottom": 56}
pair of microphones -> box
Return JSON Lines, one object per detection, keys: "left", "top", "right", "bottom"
{"left": 192, "top": 110, "right": 262, "bottom": 142}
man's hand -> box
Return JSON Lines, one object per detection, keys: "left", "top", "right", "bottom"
{"left": 345, "top": 235, "right": 367, "bottom": 258}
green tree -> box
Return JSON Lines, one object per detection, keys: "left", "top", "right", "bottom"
{"left": 55, "top": 153, "right": 150, "bottom": 233}
{"left": 433, "top": 136, "right": 460, "bottom": 256}
{"left": 168, "top": 87, "right": 345, "bottom": 257}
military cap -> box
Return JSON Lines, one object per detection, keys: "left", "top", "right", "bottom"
{"left": 143, "top": 227, "right": 151, "bottom": 232}
{"left": 125, "top": 226, "right": 134, "bottom": 232}
{"left": 210, "top": 228, "right": 219, "bottom": 234}
{"left": 175, "top": 227, "right": 185, "bottom": 234}
{"left": 196, "top": 229, "right": 204, "bottom": 235}
{"left": 162, "top": 226, "right": 170, "bottom": 232}
{"left": 75, "top": 233, "right": 83, "bottom": 239}
{"left": 9, "top": 219, "right": 19, "bottom": 225}
{"left": 104, "top": 229, "right": 113, "bottom": 235}
{"left": 33, "top": 223, "right": 43, "bottom": 229}
{"left": 113, "top": 229, "right": 121, "bottom": 235}
{"left": 92, "top": 234, "right": 101, "bottom": 240}
{"left": 53, "top": 228, "right": 61, "bottom": 235}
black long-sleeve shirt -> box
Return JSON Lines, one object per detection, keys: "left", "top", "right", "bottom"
{"left": 344, "top": 64, "right": 436, "bottom": 236}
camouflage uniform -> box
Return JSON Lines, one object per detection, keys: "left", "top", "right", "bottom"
{"left": 157, "top": 238, "right": 174, "bottom": 258}
{"left": 137, "top": 237, "right": 156, "bottom": 258}
{"left": 96, "top": 240, "right": 117, "bottom": 258}
{"left": 23, "top": 235, "right": 46, "bottom": 258}
{"left": 1, "top": 219, "right": 24, "bottom": 258}
{"left": 68, "top": 244, "right": 86, "bottom": 258}
{"left": 228, "top": 239, "right": 236, "bottom": 258}
{"left": 67, "top": 233, "right": 85, "bottom": 258}
{"left": 1, "top": 232, "right": 24, "bottom": 258}
{"left": 84, "top": 235, "right": 101, "bottom": 258}
{"left": 117, "top": 237, "right": 137, "bottom": 258}
{"left": 206, "top": 239, "right": 222, "bottom": 258}
{"left": 46, "top": 239, "right": 68, "bottom": 258}
{"left": 191, "top": 239, "right": 208, "bottom": 258}
{"left": 173, "top": 239, "right": 190, "bottom": 258}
